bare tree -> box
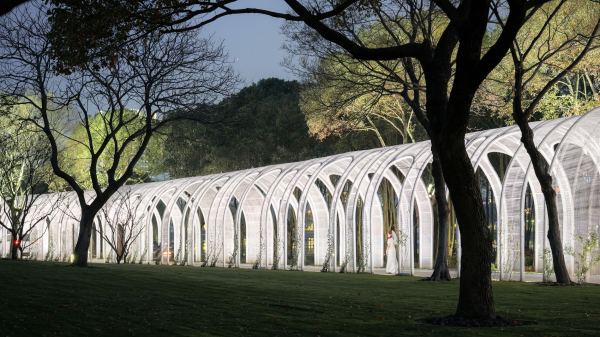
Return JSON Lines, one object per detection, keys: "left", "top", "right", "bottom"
{"left": 0, "top": 2, "right": 239, "bottom": 267}
{"left": 95, "top": 189, "right": 147, "bottom": 264}
{"left": 0, "top": 106, "right": 63, "bottom": 260}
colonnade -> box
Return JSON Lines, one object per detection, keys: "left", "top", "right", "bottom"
{"left": 3, "top": 109, "right": 600, "bottom": 281}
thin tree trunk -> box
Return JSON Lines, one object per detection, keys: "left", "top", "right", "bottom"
{"left": 10, "top": 232, "right": 18, "bottom": 260}
{"left": 426, "top": 154, "right": 451, "bottom": 281}
{"left": 511, "top": 61, "right": 572, "bottom": 284}
{"left": 515, "top": 121, "right": 571, "bottom": 284}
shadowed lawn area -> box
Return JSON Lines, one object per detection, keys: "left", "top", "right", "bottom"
{"left": 1, "top": 260, "right": 599, "bottom": 336}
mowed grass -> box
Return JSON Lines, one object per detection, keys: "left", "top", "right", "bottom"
{"left": 1, "top": 260, "right": 599, "bottom": 336}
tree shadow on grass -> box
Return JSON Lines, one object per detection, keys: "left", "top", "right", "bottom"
{"left": 419, "top": 316, "right": 536, "bottom": 327}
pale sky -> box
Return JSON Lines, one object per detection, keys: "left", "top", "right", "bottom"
{"left": 200, "top": 1, "right": 297, "bottom": 84}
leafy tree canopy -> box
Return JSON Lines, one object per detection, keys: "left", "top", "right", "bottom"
{"left": 45, "top": 0, "right": 358, "bottom": 73}
{"left": 147, "top": 78, "right": 385, "bottom": 178}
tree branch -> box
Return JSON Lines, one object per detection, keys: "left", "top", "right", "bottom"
{"left": 525, "top": 18, "right": 600, "bottom": 116}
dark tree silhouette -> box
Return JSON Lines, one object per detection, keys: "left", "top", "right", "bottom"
{"left": 0, "top": 0, "right": 28, "bottom": 17}
{"left": 0, "top": 3, "right": 239, "bottom": 267}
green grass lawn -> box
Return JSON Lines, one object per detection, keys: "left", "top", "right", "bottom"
{"left": 1, "top": 260, "right": 599, "bottom": 336}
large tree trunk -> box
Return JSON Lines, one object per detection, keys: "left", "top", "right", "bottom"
{"left": 425, "top": 64, "right": 495, "bottom": 318}
{"left": 71, "top": 209, "right": 97, "bottom": 267}
{"left": 426, "top": 154, "right": 452, "bottom": 281}
{"left": 516, "top": 122, "right": 571, "bottom": 284}
{"left": 438, "top": 137, "right": 495, "bottom": 319}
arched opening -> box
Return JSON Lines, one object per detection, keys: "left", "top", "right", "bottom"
{"left": 413, "top": 200, "right": 420, "bottom": 269}
{"left": 409, "top": 161, "right": 439, "bottom": 271}
{"left": 288, "top": 187, "right": 303, "bottom": 267}
{"left": 229, "top": 196, "right": 239, "bottom": 265}
{"left": 293, "top": 187, "right": 302, "bottom": 202}
{"left": 240, "top": 211, "right": 247, "bottom": 264}
{"left": 96, "top": 216, "right": 103, "bottom": 259}
{"left": 524, "top": 183, "right": 535, "bottom": 272}
{"left": 565, "top": 144, "right": 600, "bottom": 276}
{"left": 172, "top": 197, "right": 187, "bottom": 264}
{"left": 329, "top": 174, "right": 342, "bottom": 266}
{"left": 377, "top": 176, "right": 399, "bottom": 266}
{"left": 488, "top": 152, "right": 512, "bottom": 182}
{"left": 477, "top": 167, "right": 498, "bottom": 266}
{"left": 91, "top": 219, "right": 97, "bottom": 259}
{"left": 60, "top": 221, "right": 76, "bottom": 261}
{"left": 169, "top": 218, "right": 175, "bottom": 264}
{"left": 195, "top": 207, "right": 206, "bottom": 263}
{"left": 338, "top": 179, "right": 353, "bottom": 267}
{"left": 355, "top": 195, "right": 364, "bottom": 271}
{"left": 315, "top": 179, "right": 332, "bottom": 209}
{"left": 420, "top": 163, "right": 439, "bottom": 265}
{"left": 330, "top": 174, "right": 341, "bottom": 188}
{"left": 340, "top": 180, "right": 352, "bottom": 207}
{"left": 183, "top": 207, "right": 190, "bottom": 264}
{"left": 304, "top": 203, "right": 314, "bottom": 266}
{"left": 447, "top": 197, "right": 460, "bottom": 268}
{"left": 336, "top": 213, "right": 341, "bottom": 266}
{"left": 152, "top": 214, "right": 159, "bottom": 262}
{"left": 287, "top": 204, "right": 297, "bottom": 265}
{"left": 152, "top": 199, "right": 166, "bottom": 263}
{"left": 270, "top": 205, "right": 277, "bottom": 264}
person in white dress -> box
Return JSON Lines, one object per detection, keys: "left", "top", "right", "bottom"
{"left": 386, "top": 230, "right": 398, "bottom": 274}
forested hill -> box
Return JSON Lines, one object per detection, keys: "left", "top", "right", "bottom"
{"left": 146, "top": 78, "right": 394, "bottom": 179}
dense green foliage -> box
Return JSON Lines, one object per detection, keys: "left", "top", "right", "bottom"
{"left": 2, "top": 260, "right": 600, "bottom": 336}
{"left": 147, "top": 78, "right": 389, "bottom": 179}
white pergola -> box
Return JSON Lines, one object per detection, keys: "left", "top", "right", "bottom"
{"left": 4, "top": 108, "right": 600, "bottom": 281}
